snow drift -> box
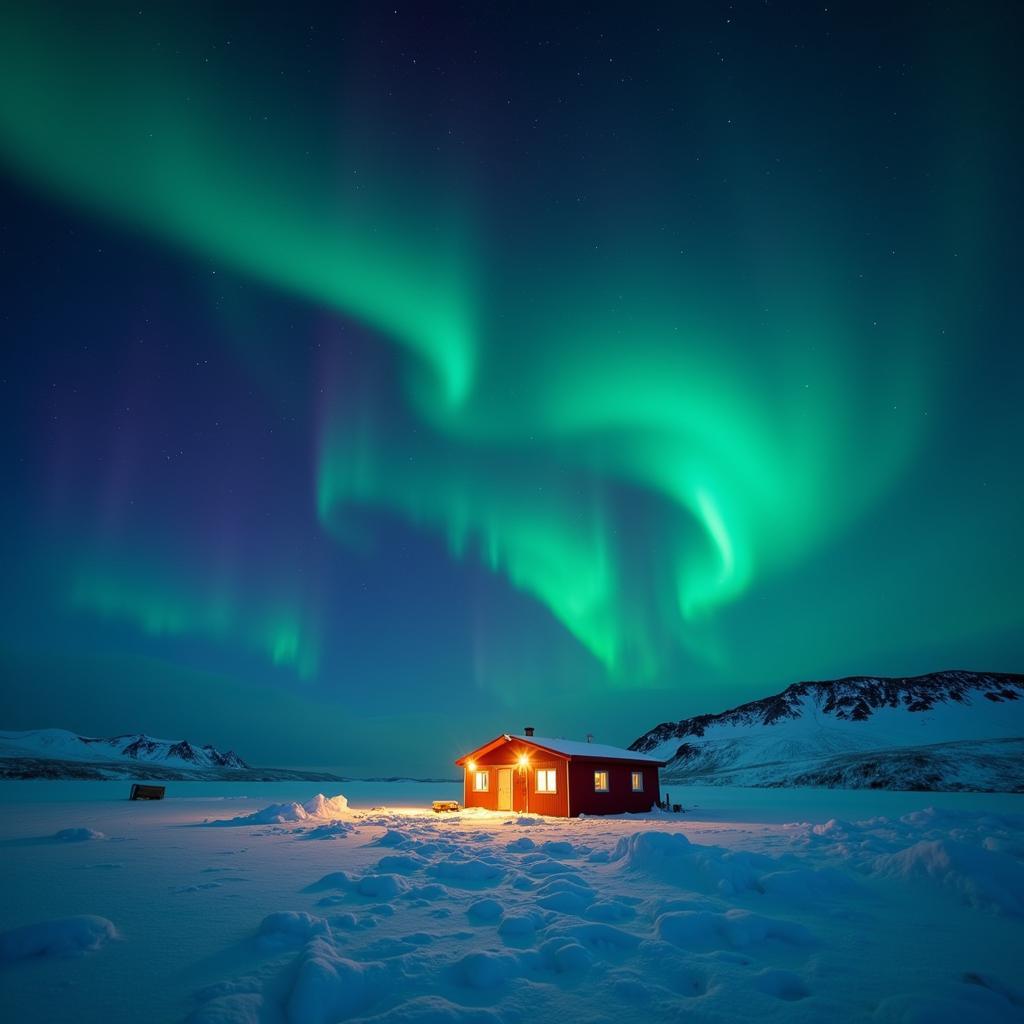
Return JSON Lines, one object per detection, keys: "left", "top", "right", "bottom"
{"left": 0, "top": 916, "right": 118, "bottom": 962}
{"left": 204, "top": 793, "right": 351, "bottom": 827}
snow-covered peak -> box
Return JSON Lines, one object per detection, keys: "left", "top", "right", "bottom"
{"left": 629, "top": 670, "right": 1024, "bottom": 790}
{"left": 0, "top": 729, "right": 249, "bottom": 770}
{"left": 632, "top": 671, "right": 1023, "bottom": 754}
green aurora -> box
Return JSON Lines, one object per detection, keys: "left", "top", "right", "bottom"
{"left": 0, "top": 4, "right": 1020, "bottom": 768}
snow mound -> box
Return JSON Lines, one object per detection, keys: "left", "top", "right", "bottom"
{"left": 584, "top": 899, "right": 635, "bottom": 922}
{"left": 355, "top": 874, "right": 407, "bottom": 899}
{"left": 554, "top": 921, "right": 641, "bottom": 951}
{"left": 375, "top": 853, "right": 429, "bottom": 874}
{"left": 301, "top": 794, "right": 350, "bottom": 818}
{"left": 611, "top": 829, "right": 689, "bottom": 863}
{"left": 452, "top": 949, "right": 523, "bottom": 989}
{"left": 870, "top": 838, "right": 1024, "bottom": 916}
{"left": 427, "top": 858, "right": 505, "bottom": 883}
{"left": 349, "top": 995, "right": 505, "bottom": 1023}
{"left": 497, "top": 911, "right": 542, "bottom": 937}
{"left": 371, "top": 829, "right": 414, "bottom": 848}
{"left": 174, "top": 794, "right": 1024, "bottom": 1024}
{"left": 610, "top": 830, "right": 768, "bottom": 895}
{"left": 873, "top": 980, "right": 1024, "bottom": 1024}
{"left": 537, "top": 889, "right": 591, "bottom": 914}
{"left": 538, "top": 936, "right": 593, "bottom": 974}
{"left": 758, "top": 866, "right": 860, "bottom": 903}
{"left": 0, "top": 915, "right": 118, "bottom": 961}
{"left": 404, "top": 882, "right": 450, "bottom": 902}
{"left": 505, "top": 837, "right": 535, "bottom": 852}
{"left": 539, "top": 840, "right": 578, "bottom": 858}
{"left": 298, "top": 822, "right": 356, "bottom": 840}
{"left": 657, "top": 908, "right": 814, "bottom": 949}
{"left": 189, "top": 990, "right": 263, "bottom": 1024}
{"left": 466, "top": 898, "right": 503, "bottom": 922}
{"left": 204, "top": 793, "right": 349, "bottom": 827}
{"left": 53, "top": 827, "right": 106, "bottom": 842}
{"left": 257, "top": 911, "right": 331, "bottom": 948}
{"left": 286, "top": 939, "right": 383, "bottom": 1024}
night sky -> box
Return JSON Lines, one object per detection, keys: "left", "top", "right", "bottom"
{"left": 1, "top": 4, "right": 1021, "bottom": 775}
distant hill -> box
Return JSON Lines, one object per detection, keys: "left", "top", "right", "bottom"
{"left": 0, "top": 729, "right": 344, "bottom": 781}
{"left": 630, "top": 670, "right": 1024, "bottom": 792}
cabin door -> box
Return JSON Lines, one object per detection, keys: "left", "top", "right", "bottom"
{"left": 497, "top": 768, "right": 513, "bottom": 810}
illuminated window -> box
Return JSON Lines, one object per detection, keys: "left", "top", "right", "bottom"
{"left": 472, "top": 770, "right": 489, "bottom": 792}
{"left": 594, "top": 770, "right": 609, "bottom": 792}
{"left": 631, "top": 771, "right": 644, "bottom": 792}
{"left": 536, "top": 769, "right": 557, "bottom": 793}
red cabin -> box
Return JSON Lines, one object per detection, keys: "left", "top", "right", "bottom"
{"left": 455, "top": 728, "right": 665, "bottom": 817}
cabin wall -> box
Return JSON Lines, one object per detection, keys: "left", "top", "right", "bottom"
{"left": 462, "top": 739, "right": 569, "bottom": 817}
{"left": 567, "top": 760, "right": 660, "bottom": 817}
{"left": 459, "top": 738, "right": 661, "bottom": 817}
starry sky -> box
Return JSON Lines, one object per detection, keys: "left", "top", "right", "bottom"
{"left": 0, "top": 3, "right": 1021, "bottom": 775}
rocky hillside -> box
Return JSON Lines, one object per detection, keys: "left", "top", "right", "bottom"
{"left": 0, "top": 729, "right": 344, "bottom": 781}
{"left": 631, "top": 670, "right": 1024, "bottom": 791}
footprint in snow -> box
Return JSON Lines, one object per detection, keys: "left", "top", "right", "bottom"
{"left": 752, "top": 968, "right": 810, "bottom": 1001}
{"left": 172, "top": 881, "right": 223, "bottom": 894}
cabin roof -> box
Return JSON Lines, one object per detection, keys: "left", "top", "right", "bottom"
{"left": 456, "top": 733, "right": 664, "bottom": 766}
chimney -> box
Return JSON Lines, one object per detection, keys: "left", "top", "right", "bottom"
{"left": 586, "top": 733, "right": 593, "bottom": 743}
{"left": 524, "top": 726, "right": 535, "bottom": 737}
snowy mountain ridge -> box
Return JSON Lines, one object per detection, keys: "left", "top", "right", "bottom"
{"left": 0, "top": 728, "right": 249, "bottom": 769}
{"left": 630, "top": 670, "right": 1024, "bottom": 791}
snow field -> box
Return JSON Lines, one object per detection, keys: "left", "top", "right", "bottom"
{"left": 0, "top": 786, "right": 1022, "bottom": 1023}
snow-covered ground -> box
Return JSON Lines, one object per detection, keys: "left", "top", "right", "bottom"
{"left": 1, "top": 782, "right": 1022, "bottom": 1023}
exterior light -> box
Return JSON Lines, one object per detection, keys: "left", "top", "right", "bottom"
{"left": 518, "top": 754, "right": 529, "bottom": 768}
{"left": 467, "top": 760, "right": 476, "bottom": 772}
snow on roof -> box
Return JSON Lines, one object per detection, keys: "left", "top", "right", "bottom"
{"left": 509, "top": 735, "right": 660, "bottom": 763}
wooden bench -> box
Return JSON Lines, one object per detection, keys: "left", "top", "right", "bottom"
{"left": 432, "top": 800, "right": 460, "bottom": 813}
{"left": 130, "top": 784, "right": 166, "bottom": 801}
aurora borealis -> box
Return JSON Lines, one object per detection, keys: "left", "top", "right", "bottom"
{"left": 0, "top": 4, "right": 1021, "bottom": 773}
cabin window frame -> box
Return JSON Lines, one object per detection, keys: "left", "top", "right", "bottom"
{"left": 472, "top": 770, "right": 490, "bottom": 792}
{"left": 535, "top": 768, "right": 557, "bottom": 793}
{"left": 631, "top": 770, "right": 644, "bottom": 792}
{"left": 593, "top": 769, "right": 610, "bottom": 793}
